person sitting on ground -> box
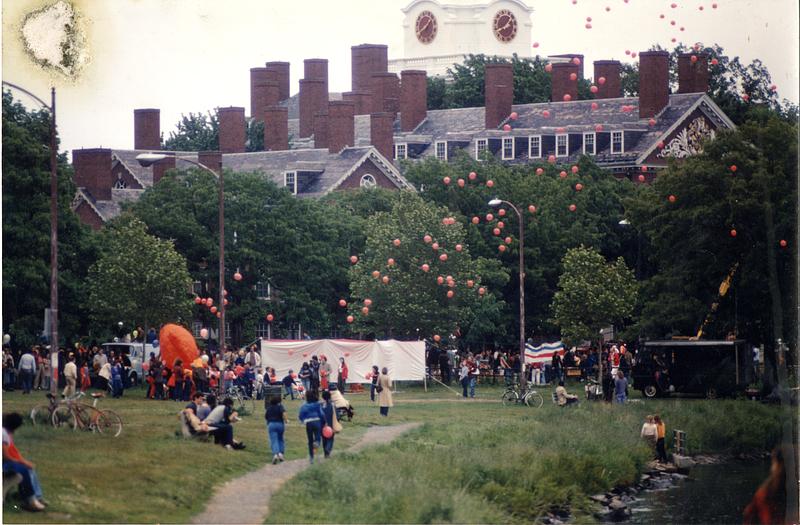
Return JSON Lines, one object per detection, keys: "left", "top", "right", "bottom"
{"left": 182, "top": 393, "right": 212, "bottom": 437}
{"left": 328, "top": 384, "right": 354, "bottom": 420}
{"left": 203, "top": 397, "right": 244, "bottom": 450}
{"left": 2, "top": 413, "right": 46, "bottom": 511}
{"left": 196, "top": 394, "right": 213, "bottom": 420}
{"left": 640, "top": 415, "right": 658, "bottom": 450}
{"left": 555, "top": 380, "right": 579, "bottom": 406}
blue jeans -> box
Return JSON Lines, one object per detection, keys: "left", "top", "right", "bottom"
{"left": 3, "top": 460, "right": 43, "bottom": 499}
{"left": 268, "top": 421, "right": 285, "bottom": 455}
{"left": 322, "top": 434, "right": 334, "bottom": 456}
{"left": 112, "top": 378, "right": 123, "bottom": 397}
{"left": 302, "top": 379, "right": 311, "bottom": 395}
{"left": 305, "top": 420, "right": 321, "bottom": 460}
{"left": 20, "top": 370, "right": 34, "bottom": 393}
{"left": 284, "top": 385, "right": 294, "bottom": 400}
{"left": 615, "top": 393, "right": 627, "bottom": 404}
{"left": 370, "top": 383, "right": 377, "bottom": 401}
{"left": 461, "top": 377, "right": 469, "bottom": 397}
{"left": 469, "top": 376, "right": 477, "bottom": 398}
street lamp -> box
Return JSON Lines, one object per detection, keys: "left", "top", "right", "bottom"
{"left": 2, "top": 81, "right": 59, "bottom": 396}
{"left": 136, "top": 153, "right": 226, "bottom": 357}
{"left": 489, "top": 197, "right": 527, "bottom": 390}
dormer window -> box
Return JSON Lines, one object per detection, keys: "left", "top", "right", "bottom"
{"left": 556, "top": 134, "right": 569, "bottom": 157}
{"left": 394, "top": 143, "right": 407, "bottom": 160}
{"left": 435, "top": 141, "right": 447, "bottom": 161}
{"left": 502, "top": 137, "right": 514, "bottom": 160}
{"left": 583, "top": 133, "right": 596, "bottom": 155}
{"left": 284, "top": 171, "right": 297, "bottom": 194}
{"left": 475, "top": 138, "right": 488, "bottom": 160}
{"left": 360, "top": 174, "right": 377, "bottom": 188}
{"left": 611, "top": 131, "right": 624, "bottom": 154}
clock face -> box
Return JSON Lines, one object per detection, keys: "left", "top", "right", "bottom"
{"left": 415, "top": 11, "right": 438, "bottom": 44}
{"left": 493, "top": 9, "right": 517, "bottom": 42}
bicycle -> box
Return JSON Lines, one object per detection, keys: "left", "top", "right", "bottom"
{"left": 30, "top": 392, "right": 75, "bottom": 426}
{"left": 50, "top": 392, "right": 123, "bottom": 437}
{"left": 225, "top": 384, "right": 257, "bottom": 415}
{"left": 501, "top": 383, "right": 544, "bottom": 408}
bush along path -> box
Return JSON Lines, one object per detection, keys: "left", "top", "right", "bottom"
{"left": 191, "top": 422, "right": 421, "bottom": 525}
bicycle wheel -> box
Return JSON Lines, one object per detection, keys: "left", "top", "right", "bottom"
{"left": 525, "top": 391, "right": 544, "bottom": 408}
{"left": 96, "top": 410, "right": 123, "bottom": 437}
{"left": 30, "top": 405, "right": 53, "bottom": 426}
{"left": 51, "top": 405, "right": 77, "bottom": 430}
{"left": 74, "top": 404, "right": 103, "bottom": 432}
{"left": 501, "top": 390, "right": 519, "bottom": 406}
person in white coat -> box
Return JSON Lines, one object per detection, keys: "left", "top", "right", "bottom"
{"left": 378, "top": 367, "right": 393, "bottom": 417}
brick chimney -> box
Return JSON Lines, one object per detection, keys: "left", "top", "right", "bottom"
{"left": 593, "top": 60, "right": 622, "bottom": 99}
{"left": 370, "top": 72, "right": 400, "bottom": 114}
{"left": 328, "top": 101, "right": 355, "bottom": 153}
{"left": 299, "top": 79, "right": 327, "bottom": 138}
{"left": 72, "top": 148, "right": 112, "bottom": 200}
{"left": 217, "top": 107, "right": 246, "bottom": 153}
{"left": 351, "top": 44, "right": 388, "bottom": 92}
{"left": 265, "top": 61, "right": 290, "bottom": 101}
{"left": 198, "top": 151, "right": 222, "bottom": 174}
{"left": 250, "top": 68, "right": 270, "bottom": 118}
{"left": 304, "top": 59, "right": 329, "bottom": 95}
{"left": 370, "top": 112, "right": 394, "bottom": 161}
{"left": 251, "top": 80, "right": 281, "bottom": 122}
{"left": 639, "top": 51, "right": 670, "bottom": 118}
{"left": 551, "top": 62, "right": 579, "bottom": 102}
{"left": 678, "top": 53, "right": 709, "bottom": 93}
{"left": 342, "top": 91, "right": 372, "bottom": 115}
{"left": 314, "top": 111, "right": 329, "bottom": 149}
{"left": 134, "top": 109, "right": 160, "bottom": 150}
{"left": 263, "top": 106, "right": 289, "bottom": 151}
{"left": 485, "top": 63, "right": 513, "bottom": 129}
{"left": 550, "top": 54, "right": 585, "bottom": 78}
{"left": 400, "top": 70, "right": 427, "bottom": 132}
{"left": 152, "top": 156, "right": 176, "bottom": 185}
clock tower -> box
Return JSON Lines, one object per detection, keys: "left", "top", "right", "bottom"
{"left": 390, "top": 0, "right": 534, "bottom": 77}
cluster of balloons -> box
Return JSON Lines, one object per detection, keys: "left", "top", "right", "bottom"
{"left": 193, "top": 295, "right": 227, "bottom": 318}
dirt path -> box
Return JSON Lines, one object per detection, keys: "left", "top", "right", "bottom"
{"left": 191, "top": 422, "right": 421, "bottom": 525}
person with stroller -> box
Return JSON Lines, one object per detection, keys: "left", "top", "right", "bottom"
{"left": 328, "top": 384, "right": 354, "bottom": 420}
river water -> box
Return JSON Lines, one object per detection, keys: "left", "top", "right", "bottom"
{"left": 627, "top": 460, "right": 770, "bottom": 524}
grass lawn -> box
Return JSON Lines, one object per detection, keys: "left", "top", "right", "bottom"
{"left": 1, "top": 380, "right": 791, "bottom": 524}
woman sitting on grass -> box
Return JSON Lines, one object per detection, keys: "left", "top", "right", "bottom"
{"left": 2, "top": 413, "right": 46, "bottom": 511}
{"left": 204, "top": 398, "right": 244, "bottom": 450}
{"left": 555, "top": 381, "right": 579, "bottom": 406}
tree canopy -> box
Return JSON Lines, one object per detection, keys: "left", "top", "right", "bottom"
{"left": 163, "top": 110, "right": 265, "bottom": 152}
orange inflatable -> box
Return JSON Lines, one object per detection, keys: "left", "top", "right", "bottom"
{"left": 159, "top": 324, "right": 199, "bottom": 370}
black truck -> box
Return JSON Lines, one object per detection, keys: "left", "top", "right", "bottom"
{"left": 632, "top": 340, "right": 755, "bottom": 399}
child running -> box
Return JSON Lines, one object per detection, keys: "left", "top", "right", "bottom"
{"left": 298, "top": 391, "right": 325, "bottom": 464}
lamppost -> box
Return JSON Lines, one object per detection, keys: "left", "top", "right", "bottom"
{"left": 488, "top": 198, "right": 527, "bottom": 390}
{"left": 2, "top": 81, "right": 59, "bottom": 396}
{"left": 136, "top": 153, "right": 226, "bottom": 357}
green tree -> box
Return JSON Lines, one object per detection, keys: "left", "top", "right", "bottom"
{"left": 2, "top": 91, "right": 98, "bottom": 348}
{"left": 551, "top": 246, "right": 638, "bottom": 345}
{"left": 163, "top": 111, "right": 267, "bottom": 152}
{"left": 86, "top": 215, "right": 192, "bottom": 333}
{"left": 348, "top": 192, "right": 508, "bottom": 340}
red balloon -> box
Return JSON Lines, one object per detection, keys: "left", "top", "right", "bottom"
{"left": 575, "top": 183, "right": 583, "bottom": 191}
{"left": 478, "top": 287, "right": 486, "bottom": 296}
{"left": 344, "top": 352, "right": 350, "bottom": 357}
{"left": 424, "top": 234, "right": 432, "bottom": 244}
{"left": 382, "top": 276, "right": 390, "bottom": 284}
{"left": 372, "top": 270, "right": 381, "bottom": 279}
{"left": 421, "top": 263, "right": 430, "bottom": 272}
{"left": 532, "top": 42, "right": 539, "bottom": 48}
{"left": 361, "top": 306, "right": 370, "bottom": 315}
{"left": 233, "top": 272, "right": 243, "bottom": 282}
{"left": 503, "top": 124, "right": 512, "bottom": 132}
{"left": 493, "top": 228, "right": 501, "bottom": 236}
{"left": 207, "top": 298, "right": 214, "bottom": 306}
{"left": 498, "top": 208, "right": 506, "bottom": 217}
{"left": 339, "top": 299, "right": 347, "bottom": 307}
{"left": 542, "top": 110, "right": 551, "bottom": 118}
{"left": 439, "top": 253, "right": 448, "bottom": 262}
{"left": 658, "top": 141, "right": 665, "bottom": 149}
{"left": 266, "top": 313, "right": 274, "bottom": 322}
{"left": 536, "top": 168, "right": 544, "bottom": 176}
{"left": 569, "top": 204, "right": 577, "bottom": 212}
{"left": 528, "top": 205, "right": 537, "bottom": 213}
{"left": 510, "top": 111, "right": 518, "bottom": 120}
{"left": 779, "top": 240, "right": 787, "bottom": 248}
{"left": 563, "top": 94, "right": 572, "bottom": 102}
{"left": 432, "top": 242, "right": 440, "bottom": 251}
{"left": 570, "top": 72, "right": 578, "bottom": 81}
{"left": 472, "top": 216, "right": 480, "bottom": 224}
{"left": 648, "top": 118, "right": 656, "bottom": 127}
{"left": 559, "top": 171, "right": 567, "bottom": 179}
{"left": 346, "top": 315, "right": 354, "bottom": 323}
{"left": 571, "top": 165, "right": 579, "bottom": 174}
{"left": 447, "top": 290, "right": 455, "bottom": 299}
{"left": 201, "top": 298, "right": 208, "bottom": 306}
{"left": 350, "top": 255, "right": 358, "bottom": 264}
{"left": 668, "top": 195, "right": 676, "bottom": 203}
{"left": 711, "top": 58, "right": 719, "bottom": 66}
{"left": 443, "top": 176, "right": 451, "bottom": 185}
{"left": 638, "top": 174, "right": 646, "bottom": 182}
{"left": 545, "top": 64, "right": 553, "bottom": 73}
{"left": 437, "top": 276, "right": 445, "bottom": 285}
{"left": 433, "top": 334, "right": 441, "bottom": 342}
{"left": 322, "top": 426, "right": 333, "bottom": 438}
{"left": 730, "top": 229, "right": 737, "bottom": 238}
{"left": 486, "top": 213, "right": 494, "bottom": 222}
{"left": 223, "top": 299, "right": 228, "bottom": 306}
{"left": 466, "top": 279, "right": 474, "bottom": 288}
{"left": 393, "top": 239, "right": 401, "bottom": 247}
{"left": 457, "top": 178, "right": 465, "bottom": 187}
{"left": 216, "top": 312, "right": 221, "bottom": 318}
{"left": 598, "top": 76, "right": 606, "bottom": 85}
{"left": 364, "top": 299, "right": 373, "bottom": 306}
{"left": 730, "top": 165, "right": 738, "bottom": 173}
{"left": 504, "top": 237, "right": 512, "bottom": 244}
{"left": 194, "top": 297, "right": 202, "bottom": 305}
{"left": 497, "top": 221, "right": 505, "bottom": 229}
{"left": 210, "top": 306, "right": 218, "bottom": 314}
{"left": 690, "top": 55, "right": 698, "bottom": 63}
{"left": 585, "top": 23, "right": 592, "bottom": 29}
{"left": 548, "top": 155, "right": 556, "bottom": 164}
{"left": 455, "top": 244, "right": 463, "bottom": 252}
{"left": 590, "top": 85, "right": 598, "bottom": 93}
{"left": 498, "top": 245, "right": 507, "bottom": 252}
{"left": 572, "top": 57, "right": 581, "bottom": 65}
{"left": 486, "top": 180, "right": 494, "bottom": 188}
{"left": 468, "top": 171, "right": 477, "bottom": 180}
{"left": 387, "top": 258, "right": 395, "bottom": 266}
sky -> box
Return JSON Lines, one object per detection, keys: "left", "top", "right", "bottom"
{"left": 2, "top": 0, "right": 798, "bottom": 159}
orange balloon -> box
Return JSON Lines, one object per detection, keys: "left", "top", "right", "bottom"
{"left": 159, "top": 324, "right": 200, "bottom": 371}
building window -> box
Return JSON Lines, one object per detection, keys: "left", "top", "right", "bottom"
{"left": 611, "top": 131, "right": 624, "bottom": 154}
{"left": 192, "top": 321, "right": 204, "bottom": 338}
{"left": 583, "top": 133, "right": 596, "bottom": 155}
{"left": 394, "top": 143, "right": 407, "bottom": 160}
{"left": 435, "top": 141, "right": 447, "bottom": 161}
{"left": 256, "top": 320, "right": 269, "bottom": 339}
{"left": 360, "top": 174, "right": 377, "bottom": 188}
{"left": 528, "top": 135, "right": 541, "bottom": 158}
{"left": 501, "top": 137, "right": 514, "bottom": 160}
{"left": 475, "top": 139, "right": 488, "bottom": 159}
{"left": 284, "top": 171, "right": 297, "bottom": 194}
{"left": 192, "top": 281, "right": 203, "bottom": 295}
{"left": 256, "top": 281, "right": 271, "bottom": 301}
{"left": 556, "top": 134, "right": 569, "bottom": 157}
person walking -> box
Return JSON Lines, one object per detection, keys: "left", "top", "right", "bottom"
{"left": 3, "top": 413, "right": 47, "bottom": 511}
{"left": 654, "top": 414, "right": 668, "bottom": 463}
{"left": 378, "top": 367, "right": 393, "bottom": 416}
{"left": 63, "top": 353, "right": 78, "bottom": 398}
{"left": 320, "top": 390, "right": 336, "bottom": 458}
{"left": 17, "top": 348, "right": 36, "bottom": 394}
{"left": 298, "top": 362, "right": 311, "bottom": 395}
{"left": 337, "top": 357, "right": 348, "bottom": 392}
{"left": 369, "top": 365, "right": 380, "bottom": 402}
{"left": 265, "top": 396, "right": 287, "bottom": 464}
{"left": 298, "top": 391, "right": 325, "bottom": 464}
{"left": 110, "top": 358, "right": 124, "bottom": 398}
{"left": 614, "top": 370, "right": 628, "bottom": 404}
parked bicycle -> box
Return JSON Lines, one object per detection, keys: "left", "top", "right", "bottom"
{"left": 31, "top": 391, "right": 123, "bottom": 437}
{"left": 501, "top": 383, "right": 544, "bottom": 408}
{"left": 225, "top": 384, "right": 257, "bottom": 415}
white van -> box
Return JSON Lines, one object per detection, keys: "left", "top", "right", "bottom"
{"left": 101, "top": 342, "right": 160, "bottom": 385}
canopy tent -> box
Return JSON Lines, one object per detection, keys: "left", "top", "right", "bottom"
{"left": 259, "top": 339, "right": 425, "bottom": 382}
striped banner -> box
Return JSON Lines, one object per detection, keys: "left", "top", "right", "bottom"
{"left": 524, "top": 341, "right": 565, "bottom": 364}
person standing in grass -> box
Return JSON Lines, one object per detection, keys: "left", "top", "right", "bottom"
{"left": 378, "top": 367, "right": 393, "bottom": 416}
{"left": 320, "top": 390, "right": 335, "bottom": 458}
{"left": 298, "top": 391, "right": 325, "bottom": 464}
{"left": 640, "top": 415, "right": 658, "bottom": 452}
{"left": 369, "top": 365, "right": 380, "bottom": 402}
{"left": 614, "top": 370, "right": 628, "bottom": 404}
{"left": 467, "top": 355, "right": 479, "bottom": 398}
{"left": 265, "top": 396, "right": 287, "bottom": 464}
{"left": 654, "top": 414, "right": 667, "bottom": 463}
{"left": 459, "top": 359, "right": 470, "bottom": 398}
{"left": 63, "top": 353, "right": 78, "bottom": 398}
{"left": 337, "top": 357, "right": 348, "bottom": 392}
{"left": 298, "top": 362, "right": 312, "bottom": 395}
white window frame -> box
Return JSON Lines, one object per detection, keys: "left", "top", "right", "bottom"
{"left": 256, "top": 281, "right": 271, "bottom": 301}
{"left": 583, "top": 132, "right": 596, "bottom": 155}
{"left": 360, "top": 174, "right": 377, "bottom": 188}
{"left": 256, "top": 319, "right": 269, "bottom": 339}
{"left": 501, "top": 137, "right": 514, "bottom": 160}
{"left": 611, "top": 131, "right": 624, "bottom": 154}
{"left": 556, "top": 134, "right": 569, "bottom": 157}
{"left": 225, "top": 322, "right": 231, "bottom": 341}
{"left": 475, "top": 138, "right": 488, "bottom": 159}
{"left": 191, "top": 280, "right": 203, "bottom": 295}
{"left": 284, "top": 171, "right": 297, "bottom": 194}
{"left": 528, "top": 135, "right": 541, "bottom": 158}
{"left": 394, "top": 143, "right": 407, "bottom": 160}
{"left": 192, "top": 321, "right": 203, "bottom": 338}
{"left": 435, "top": 140, "right": 447, "bottom": 161}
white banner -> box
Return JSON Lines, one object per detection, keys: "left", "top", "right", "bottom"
{"left": 259, "top": 339, "right": 425, "bottom": 382}
{"left": 524, "top": 341, "right": 565, "bottom": 364}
